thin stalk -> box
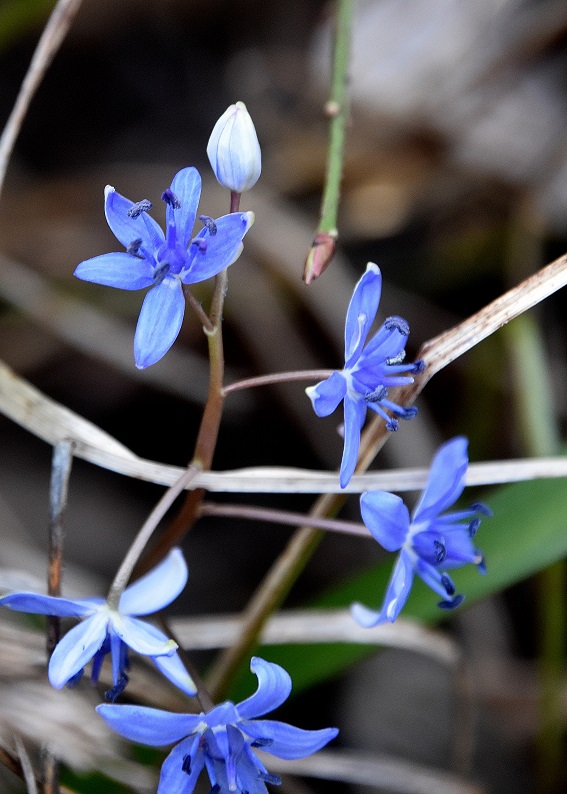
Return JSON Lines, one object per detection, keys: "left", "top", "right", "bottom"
{"left": 223, "top": 369, "right": 334, "bottom": 395}
{"left": 200, "top": 501, "right": 368, "bottom": 537}
{"left": 159, "top": 616, "right": 214, "bottom": 712}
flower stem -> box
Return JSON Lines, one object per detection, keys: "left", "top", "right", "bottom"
{"left": 200, "top": 501, "right": 368, "bottom": 537}
{"left": 223, "top": 369, "right": 335, "bottom": 395}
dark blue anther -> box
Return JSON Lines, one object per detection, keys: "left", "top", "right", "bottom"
{"left": 250, "top": 738, "right": 274, "bottom": 748}
{"left": 412, "top": 359, "right": 425, "bottom": 374}
{"left": 182, "top": 755, "right": 191, "bottom": 774}
{"left": 199, "top": 215, "right": 217, "bottom": 236}
{"left": 104, "top": 673, "right": 129, "bottom": 702}
{"left": 127, "top": 199, "right": 152, "bottom": 218}
{"left": 438, "top": 594, "right": 465, "bottom": 610}
{"left": 471, "top": 502, "right": 493, "bottom": 517}
{"left": 191, "top": 237, "right": 208, "bottom": 252}
{"left": 386, "top": 351, "right": 406, "bottom": 365}
{"left": 434, "top": 540, "right": 446, "bottom": 564}
{"left": 162, "top": 189, "right": 181, "bottom": 208}
{"left": 386, "top": 418, "right": 400, "bottom": 432}
{"left": 441, "top": 573, "right": 455, "bottom": 596}
{"left": 127, "top": 238, "right": 143, "bottom": 256}
{"left": 260, "top": 773, "right": 282, "bottom": 785}
{"left": 365, "top": 385, "right": 388, "bottom": 403}
{"left": 384, "top": 316, "right": 410, "bottom": 336}
{"left": 468, "top": 517, "right": 481, "bottom": 537}
{"left": 402, "top": 406, "right": 418, "bottom": 420}
{"left": 153, "top": 263, "right": 170, "bottom": 285}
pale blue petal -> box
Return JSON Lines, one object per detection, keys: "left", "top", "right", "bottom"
{"left": 168, "top": 167, "right": 202, "bottom": 249}
{"left": 352, "top": 550, "right": 414, "bottom": 626}
{"left": 344, "top": 263, "right": 381, "bottom": 366}
{"left": 96, "top": 704, "right": 201, "bottom": 746}
{"left": 415, "top": 558, "right": 453, "bottom": 599}
{"left": 339, "top": 395, "right": 366, "bottom": 489}
{"left": 242, "top": 719, "right": 338, "bottom": 759}
{"left": 237, "top": 657, "right": 292, "bottom": 720}
{"left": 305, "top": 371, "right": 346, "bottom": 418}
{"left": 361, "top": 318, "right": 409, "bottom": 363}
{"left": 119, "top": 548, "right": 188, "bottom": 616}
{"left": 48, "top": 612, "right": 108, "bottom": 688}
{"left": 74, "top": 252, "right": 154, "bottom": 290}
{"left": 153, "top": 651, "right": 197, "bottom": 696}
{"left": 181, "top": 212, "right": 253, "bottom": 284}
{"left": 350, "top": 602, "right": 382, "bottom": 628}
{"left": 360, "top": 491, "right": 411, "bottom": 551}
{"left": 413, "top": 437, "right": 469, "bottom": 523}
{"left": 0, "top": 592, "right": 97, "bottom": 617}
{"left": 111, "top": 615, "right": 177, "bottom": 657}
{"left": 104, "top": 185, "right": 164, "bottom": 252}
{"left": 158, "top": 736, "right": 204, "bottom": 794}
{"left": 134, "top": 278, "right": 185, "bottom": 369}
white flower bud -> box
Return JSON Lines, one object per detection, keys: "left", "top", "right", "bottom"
{"left": 207, "top": 101, "right": 261, "bottom": 193}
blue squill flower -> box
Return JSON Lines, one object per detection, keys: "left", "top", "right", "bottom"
{"left": 0, "top": 548, "right": 195, "bottom": 701}
{"left": 306, "top": 263, "right": 423, "bottom": 488}
{"left": 351, "top": 436, "right": 490, "bottom": 627}
{"left": 74, "top": 167, "right": 254, "bottom": 368}
{"left": 97, "top": 657, "right": 338, "bottom": 794}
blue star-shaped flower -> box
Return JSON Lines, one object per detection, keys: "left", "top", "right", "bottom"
{"left": 74, "top": 167, "right": 254, "bottom": 369}
{"left": 351, "top": 436, "right": 490, "bottom": 627}
{"left": 306, "top": 263, "right": 423, "bottom": 488}
{"left": 97, "top": 657, "right": 338, "bottom": 794}
{"left": 0, "top": 548, "right": 195, "bottom": 700}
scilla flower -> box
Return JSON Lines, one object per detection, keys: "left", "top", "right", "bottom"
{"left": 75, "top": 167, "right": 254, "bottom": 368}
{"left": 97, "top": 657, "right": 338, "bottom": 794}
{"left": 207, "top": 102, "right": 262, "bottom": 193}
{"left": 351, "top": 437, "right": 490, "bottom": 627}
{"left": 306, "top": 263, "right": 423, "bottom": 488}
{"left": 0, "top": 548, "right": 195, "bottom": 701}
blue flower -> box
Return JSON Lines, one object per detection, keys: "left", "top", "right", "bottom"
{"left": 306, "top": 263, "right": 423, "bottom": 488}
{"left": 207, "top": 102, "right": 262, "bottom": 193}
{"left": 74, "top": 167, "right": 254, "bottom": 369}
{"left": 97, "top": 657, "right": 338, "bottom": 794}
{"left": 351, "top": 437, "right": 490, "bottom": 627}
{"left": 0, "top": 548, "right": 195, "bottom": 700}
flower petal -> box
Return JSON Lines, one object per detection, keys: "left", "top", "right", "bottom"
{"left": 344, "top": 263, "right": 381, "bottom": 366}
{"left": 158, "top": 736, "right": 204, "bottom": 794}
{"left": 104, "top": 185, "right": 164, "bottom": 252}
{"left": 48, "top": 613, "right": 108, "bottom": 688}
{"left": 134, "top": 278, "right": 185, "bottom": 369}
{"left": 339, "top": 395, "right": 366, "bottom": 489}
{"left": 351, "top": 549, "right": 414, "bottom": 626}
{"left": 74, "top": 252, "right": 154, "bottom": 290}
{"left": 153, "top": 650, "right": 197, "bottom": 696}
{"left": 168, "top": 167, "right": 202, "bottom": 249}
{"left": 96, "top": 703, "right": 201, "bottom": 746}
{"left": 111, "top": 615, "right": 177, "bottom": 657}
{"left": 360, "top": 491, "right": 411, "bottom": 551}
{"left": 413, "top": 437, "right": 469, "bottom": 523}
{"left": 0, "top": 592, "right": 97, "bottom": 617}
{"left": 305, "top": 371, "right": 346, "bottom": 418}
{"left": 181, "top": 212, "right": 253, "bottom": 284}
{"left": 119, "top": 548, "right": 188, "bottom": 616}
{"left": 237, "top": 657, "right": 292, "bottom": 720}
{"left": 241, "top": 719, "right": 338, "bottom": 760}
{"left": 415, "top": 558, "right": 454, "bottom": 599}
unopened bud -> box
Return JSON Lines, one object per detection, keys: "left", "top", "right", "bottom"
{"left": 303, "top": 231, "right": 337, "bottom": 284}
{"left": 207, "top": 101, "right": 261, "bottom": 193}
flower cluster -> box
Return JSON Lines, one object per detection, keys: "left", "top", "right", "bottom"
{"left": 306, "top": 262, "right": 423, "bottom": 488}
{"left": 351, "top": 437, "right": 489, "bottom": 627}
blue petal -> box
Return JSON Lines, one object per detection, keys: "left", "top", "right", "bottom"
{"left": 413, "top": 437, "right": 469, "bottom": 523}
{"left": 111, "top": 615, "right": 176, "bottom": 657}
{"left": 153, "top": 650, "right": 197, "bottom": 696}
{"left": 241, "top": 719, "right": 338, "bottom": 760}
{"left": 237, "top": 657, "right": 292, "bottom": 720}
{"left": 74, "top": 252, "right": 155, "bottom": 290}
{"left": 344, "top": 263, "right": 381, "bottom": 367}
{"left": 104, "top": 185, "right": 164, "bottom": 252}
{"left": 305, "top": 371, "right": 346, "bottom": 418}
{"left": 0, "top": 592, "right": 97, "bottom": 617}
{"left": 134, "top": 278, "right": 185, "bottom": 369}
{"left": 181, "top": 212, "right": 253, "bottom": 284}
{"left": 48, "top": 612, "right": 108, "bottom": 688}
{"left": 119, "top": 548, "right": 188, "bottom": 616}
{"left": 96, "top": 704, "right": 201, "bottom": 746}
{"left": 168, "top": 168, "right": 202, "bottom": 249}
{"left": 352, "top": 549, "right": 414, "bottom": 626}
{"left": 109, "top": 632, "right": 125, "bottom": 685}
{"left": 415, "top": 558, "right": 454, "bottom": 599}
{"left": 339, "top": 395, "right": 366, "bottom": 489}
{"left": 158, "top": 736, "right": 204, "bottom": 794}
{"left": 360, "top": 318, "right": 409, "bottom": 364}
{"left": 360, "top": 491, "right": 411, "bottom": 551}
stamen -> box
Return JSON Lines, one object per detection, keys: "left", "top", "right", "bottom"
{"left": 127, "top": 238, "right": 143, "bottom": 256}
{"left": 250, "top": 738, "right": 274, "bottom": 748}
{"left": 66, "top": 669, "right": 84, "bottom": 688}
{"left": 104, "top": 673, "right": 129, "bottom": 702}
{"left": 402, "top": 406, "right": 418, "bottom": 420}
{"left": 468, "top": 517, "right": 481, "bottom": 537}
{"left": 386, "top": 418, "right": 399, "bottom": 431}
{"left": 441, "top": 573, "right": 455, "bottom": 596}
{"left": 191, "top": 237, "right": 208, "bottom": 252}
{"left": 208, "top": 785, "right": 221, "bottom": 794}
{"left": 384, "top": 316, "right": 410, "bottom": 336}
{"left": 162, "top": 188, "right": 181, "bottom": 208}
{"left": 438, "top": 594, "right": 465, "bottom": 610}
{"left": 365, "top": 385, "right": 388, "bottom": 403}
{"left": 476, "top": 553, "right": 487, "bottom": 574}
{"left": 182, "top": 755, "right": 192, "bottom": 774}
{"left": 471, "top": 502, "right": 493, "bottom": 517}
{"left": 127, "top": 199, "right": 152, "bottom": 218}
{"left": 434, "top": 540, "right": 446, "bottom": 564}
{"left": 386, "top": 351, "right": 406, "bottom": 365}
{"left": 260, "top": 773, "right": 282, "bottom": 786}
{"left": 199, "top": 215, "right": 218, "bottom": 235}
{"left": 412, "top": 359, "right": 425, "bottom": 374}
{"left": 153, "top": 263, "right": 170, "bottom": 285}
